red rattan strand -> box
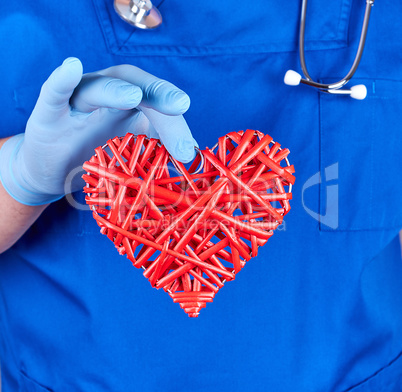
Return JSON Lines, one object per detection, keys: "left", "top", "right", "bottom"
{"left": 83, "top": 130, "right": 295, "bottom": 317}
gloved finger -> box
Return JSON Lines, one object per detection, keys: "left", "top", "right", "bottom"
{"left": 140, "top": 106, "right": 196, "bottom": 163}
{"left": 32, "top": 58, "right": 83, "bottom": 122}
{"left": 98, "top": 65, "right": 190, "bottom": 116}
{"left": 126, "top": 110, "right": 160, "bottom": 139}
{"left": 70, "top": 74, "right": 143, "bottom": 113}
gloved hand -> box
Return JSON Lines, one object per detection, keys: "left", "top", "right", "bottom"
{"left": 0, "top": 58, "right": 196, "bottom": 206}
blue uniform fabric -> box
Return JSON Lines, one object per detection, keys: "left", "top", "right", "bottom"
{"left": 1, "top": 1, "right": 402, "bottom": 391}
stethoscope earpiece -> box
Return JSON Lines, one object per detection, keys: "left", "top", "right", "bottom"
{"left": 350, "top": 85, "right": 367, "bottom": 100}
{"left": 114, "top": 0, "right": 162, "bottom": 30}
{"left": 284, "top": 70, "right": 302, "bottom": 86}
{"left": 284, "top": 70, "right": 368, "bottom": 100}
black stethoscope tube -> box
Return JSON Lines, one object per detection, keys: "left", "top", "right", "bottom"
{"left": 299, "top": 0, "right": 374, "bottom": 91}
{"left": 285, "top": 0, "right": 375, "bottom": 99}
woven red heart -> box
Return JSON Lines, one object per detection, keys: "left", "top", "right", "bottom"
{"left": 82, "top": 130, "right": 295, "bottom": 317}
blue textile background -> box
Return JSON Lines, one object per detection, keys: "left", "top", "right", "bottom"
{"left": 0, "top": 1, "right": 401, "bottom": 391}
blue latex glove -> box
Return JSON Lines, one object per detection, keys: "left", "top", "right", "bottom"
{"left": 0, "top": 58, "right": 196, "bottom": 206}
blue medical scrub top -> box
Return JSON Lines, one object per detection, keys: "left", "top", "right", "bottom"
{"left": 1, "top": 1, "right": 402, "bottom": 391}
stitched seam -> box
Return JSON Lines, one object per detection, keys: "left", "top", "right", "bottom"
{"left": 344, "top": 350, "right": 402, "bottom": 391}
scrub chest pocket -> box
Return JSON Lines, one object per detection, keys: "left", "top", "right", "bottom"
{"left": 93, "top": 0, "right": 353, "bottom": 56}
{"left": 319, "top": 78, "right": 402, "bottom": 232}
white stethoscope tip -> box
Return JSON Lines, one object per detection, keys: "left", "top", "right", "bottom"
{"left": 284, "top": 70, "right": 302, "bottom": 86}
{"left": 350, "top": 84, "right": 367, "bottom": 100}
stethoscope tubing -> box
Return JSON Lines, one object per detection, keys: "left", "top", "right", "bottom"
{"left": 299, "top": 0, "right": 375, "bottom": 93}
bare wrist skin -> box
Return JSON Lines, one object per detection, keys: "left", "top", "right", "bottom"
{"left": 0, "top": 137, "right": 48, "bottom": 254}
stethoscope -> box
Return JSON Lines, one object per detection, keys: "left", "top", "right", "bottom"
{"left": 114, "top": 0, "right": 162, "bottom": 30}
{"left": 114, "top": 0, "right": 374, "bottom": 100}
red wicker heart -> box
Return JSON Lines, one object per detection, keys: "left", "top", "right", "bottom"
{"left": 83, "top": 130, "right": 295, "bottom": 317}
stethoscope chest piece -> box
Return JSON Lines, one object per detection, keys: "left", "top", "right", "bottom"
{"left": 114, "top": 0, "right": 162, "bottom": 30}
